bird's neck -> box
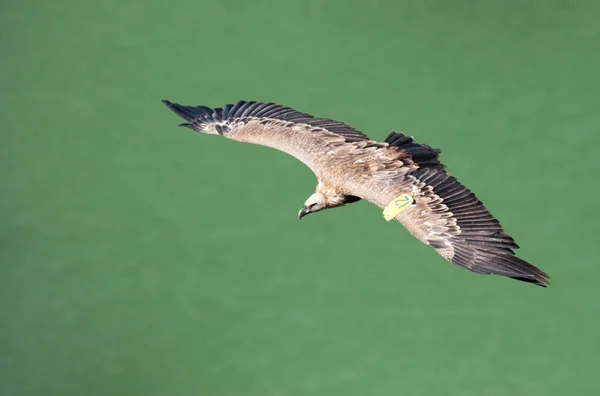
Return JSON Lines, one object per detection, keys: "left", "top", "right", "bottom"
{"left": 317, "top": 182, "right": 354, "bottom": 208}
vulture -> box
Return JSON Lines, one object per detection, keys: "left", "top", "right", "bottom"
{"left": 162, "top": 99, "right": 550, "bottom": 287}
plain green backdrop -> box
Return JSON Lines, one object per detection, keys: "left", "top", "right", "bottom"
{"left": 2, "top": 0, "right": 599, "bottom": 395}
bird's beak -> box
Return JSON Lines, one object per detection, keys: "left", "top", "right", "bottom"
{"left": 298, "top": 207, "right": 309, "bottom": 220}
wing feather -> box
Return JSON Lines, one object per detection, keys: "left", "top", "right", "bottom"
{"left": 402, "top": 167, "right": 550, "bottom": 286}
{"left": 163, "top": 100, "right": 370, "bottom": 141}
{"left": 162, "top": 100, "right": 372, "bottom": 175}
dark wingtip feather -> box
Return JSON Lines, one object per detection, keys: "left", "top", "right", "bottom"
{"left": 510, "top": 276, "right": 549, "bottom": 288}
{"left": 455, "top": 246, "right": 551, "bottom": 288}
{"left": 482, "top": 254, "right": 551, "bottom": 288}
{"left": 162, "top": 99, "right": 211, "bottom": 123}
{"left": 511, "top": 260, "right": 551, "bottom": 287}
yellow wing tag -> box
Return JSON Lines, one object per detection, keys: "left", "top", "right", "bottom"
{"left": 382, "top": 194, "right": 414, "bottom": 221}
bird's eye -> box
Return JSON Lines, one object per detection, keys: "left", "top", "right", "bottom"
{"left": 309, "top": 203, "right": 318, "bottom": 209}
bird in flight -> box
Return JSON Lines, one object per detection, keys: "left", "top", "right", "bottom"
{"left": 162, "top": 100, "right": 550, "bottom": 287}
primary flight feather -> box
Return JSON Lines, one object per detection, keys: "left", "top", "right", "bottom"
{"left": 162, "top": 99, "right": 550, "bottom": 287}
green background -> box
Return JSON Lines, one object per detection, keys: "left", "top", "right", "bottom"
{"left": 2, "top": 0, "right": 599, "bottom": 395}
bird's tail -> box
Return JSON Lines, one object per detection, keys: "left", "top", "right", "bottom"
{"left": 384, "top": 131, "right": 444, "bottom": 169}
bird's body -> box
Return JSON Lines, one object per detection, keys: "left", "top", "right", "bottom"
{"left": 163, "top": 100, "right": 550, "bottom": 287}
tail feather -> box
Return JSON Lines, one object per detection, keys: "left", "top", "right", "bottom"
{"left": 384, "top": 130, "right": 444, "bottom": 169}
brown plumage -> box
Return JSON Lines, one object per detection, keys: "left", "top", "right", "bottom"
{"left": 162, "top": 100, "right": 550, "bottom": 287}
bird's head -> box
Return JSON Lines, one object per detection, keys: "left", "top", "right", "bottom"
{"left": 298, "top": 192, "right": 328, "bottom": 220}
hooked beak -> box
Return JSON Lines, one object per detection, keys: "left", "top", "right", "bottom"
{"left": 298, "top": 207, "right": 310, "bottom": 220}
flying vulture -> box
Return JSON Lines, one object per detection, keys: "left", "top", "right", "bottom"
{"left": 162, "top": 100, "right": 550, "bottom": 287}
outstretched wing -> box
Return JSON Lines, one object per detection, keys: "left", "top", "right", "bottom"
{"left": 409, "top": 167, "right": 549, "bottom": 286}
{"left": 162, "top": 100, "right": 370, "bottom": 176}
{"left": 363, "top": 131, "right": 550, "bottom": 287}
